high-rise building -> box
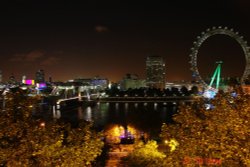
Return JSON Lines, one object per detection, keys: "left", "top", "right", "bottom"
{"left": 0, "top": 70, "right": 2, "bottom": 82}
{"left": 22, "top": 75, "right": 26, "bottom": 84}
{"left": 49, "top": 76, "right": 52, "bottom": 83}
{"left": 35, "top": 69, "right": 45, "bottom": 83}
{"left": 146, "top": 55, "right": 166, "bottom": 89}
{"left": 9, "top": 73, "right": 16, "bottom": 84}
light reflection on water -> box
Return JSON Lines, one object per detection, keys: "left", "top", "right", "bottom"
{"left": 52, "top": 106, "right": 61, "bottom": 119}
{"left": 77, "top": 107, "right": 83, "bottom": 120}
{"left": 154, "top": 103, "right": 158, "bottom": 110}
{"left": 59, "top": 102, "right": 177, "bottom": 138}
{"left": 84, "top": 107, "right": 92, "bottom": 122}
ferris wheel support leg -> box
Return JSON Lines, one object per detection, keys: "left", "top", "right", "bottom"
{"left": 216, "top": 64, "right": 221, "bottom": 89}
{"left": 209, "top": 66, "right": 219, "bottom": 87}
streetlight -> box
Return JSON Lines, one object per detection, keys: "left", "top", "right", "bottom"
{"left": 40, "top": 122, "right": 45, "bottom": 128}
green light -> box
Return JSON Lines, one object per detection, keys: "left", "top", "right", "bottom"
{"left": 209, "top": 61, "right": 222, "bottom": 89}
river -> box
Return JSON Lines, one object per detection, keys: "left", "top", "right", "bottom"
{"left": 52, "top": 102, "right": 178, "bottom": 140}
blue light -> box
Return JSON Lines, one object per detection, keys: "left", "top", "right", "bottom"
{"left": 205, "top": 103, "right": 215, "bottom": 110}
{"left": 231, "top": 92, "right": 237, "bottom": 97}
{"left": 203, "top": 89, "right": 217, "bottom": 99}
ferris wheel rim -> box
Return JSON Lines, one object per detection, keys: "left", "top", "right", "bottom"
{"left": 189, "top": 26, "right": 250, "bottom": 89}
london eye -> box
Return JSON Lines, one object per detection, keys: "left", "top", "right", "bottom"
{"left": 189, "top": 26, "right": 250, "bottom": 97}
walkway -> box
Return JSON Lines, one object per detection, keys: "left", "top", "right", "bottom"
{"left": 105, "top": 144, "right": 134, "bottom": 167}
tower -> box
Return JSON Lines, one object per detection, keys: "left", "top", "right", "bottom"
{"left": 9, "top": 73, "right": 16, "bottom": 84}
{"left": 22, "top": 75, "right": 26, "bottom": 84}
{"left": 0, "top": 70, "right": 2, "bottom": 82}
{"left": 35, "top": 69, "right": 45, "bottom": 83}
{"left": 49, "top": 76, "right": 52, "bottom": 83}
{"left": 146, "top": 55, "right": 166, "bottom": 89}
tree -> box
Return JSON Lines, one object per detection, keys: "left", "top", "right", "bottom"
{"left": 160, "top": 88, "right": 250, "bottom": 166}
{"left": 180, "top": 86, "right": 189, "bottom": 96}
{"left": 122, "top": 140, "right": 166, "bottom": 167}
{"left": 189, "top": 86, "right": 199, "bottom": 95}
{"left": 33, "top": 122, "right": 104, "bottom": 166}
{"left": 0, "top": 88, "right": 104, "bottom": 166}
{"left": 0, "top": 88, "right": 38, "bottom": 166}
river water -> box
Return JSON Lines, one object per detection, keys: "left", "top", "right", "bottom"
{"left": 53, "top": 102, "right": 178, "bottom": 139}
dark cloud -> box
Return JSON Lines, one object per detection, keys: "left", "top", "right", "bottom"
{"left": 40, "top": 57, "right": 60, "bottom": 66}
{"left": 9, "top": 50, "right": 61, "bottom": 66}
{"left": 95, "top": 25, "right": 109, "bottom": 33}
{"left": 9, "top": 50, "right": 44, "bottom": 62}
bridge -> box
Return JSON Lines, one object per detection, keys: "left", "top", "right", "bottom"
{"left": 97, "top": 96, "right": 201, "bottom": 103}
{"left": 49, "top": 83, "right": 202, "bottom": 116}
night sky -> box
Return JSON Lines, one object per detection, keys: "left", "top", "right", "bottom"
{"left": 0, "top": 0, "right": 250, "bottom": 82}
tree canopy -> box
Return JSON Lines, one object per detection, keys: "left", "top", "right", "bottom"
{"left": 161, "top": 89, "right": 250, "bottom": 166}
{"left": 122, "top": 140, "right": 166, "bottom": 167}
{"left": 0, "top": 88, "right": 103, "bottom": 166}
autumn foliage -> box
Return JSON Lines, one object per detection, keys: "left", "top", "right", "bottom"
{"left": 122, "top": 140, "right": 166, "bottom": 167}
{"left": 161, "top": 88, "right": 250, "bottom": 166}
{"left": 0, "top": 89, "right": 103, "bottom": 166}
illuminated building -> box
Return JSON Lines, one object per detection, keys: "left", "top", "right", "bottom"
{"left": 24, "top": 79, "right": 35, "bottom": 85}
{"left": 91, "top": 77, "right": 109, "bottom": 90}
{"left": 36, "top": 83, "right": 46, "bottom": 89}
{"left": 120, "top": 74, "right": 146, "bottom": 90}
{"left": 35, "top": 69, "right": 45, "bottom": 83}
{"left": 22, "top": 75, "right": 26, "bottom": 84}
{"left": 146, "top": 55, "right": 166, "bottom": 89}
{"left": 73, "top": 76, "right": 109, "bottom": 90}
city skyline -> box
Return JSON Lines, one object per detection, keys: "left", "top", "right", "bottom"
{"left": 0, "top": 1, "right": 250, "bottom": 82}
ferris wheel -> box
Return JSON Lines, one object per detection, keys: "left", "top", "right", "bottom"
{"left": 189, "top": 26, "right": 250, "bottom": 92}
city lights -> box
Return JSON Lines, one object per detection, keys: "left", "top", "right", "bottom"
{"left": 0, "top": 1, "right": 249, "bottom": 166}
{"left": 24, "top": 80, "right": 35, "bottom": 85}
